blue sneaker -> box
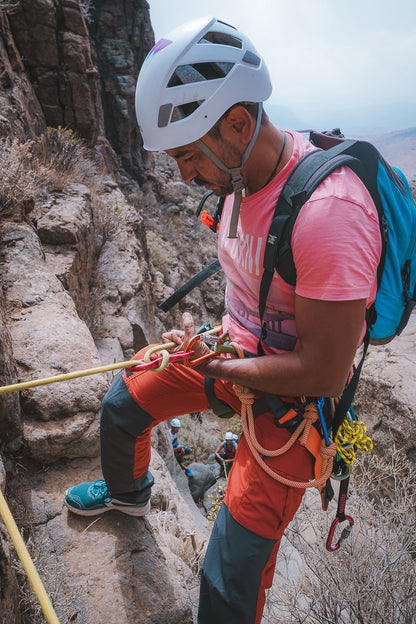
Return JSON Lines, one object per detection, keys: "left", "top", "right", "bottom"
{"left": 185, "top": 468, "right": 193, "bottom": 478}
{"left": 64, "top": 479, "right": 151, "bottom": 517}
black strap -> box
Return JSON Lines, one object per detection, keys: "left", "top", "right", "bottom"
{"left": 203, "top": 377, "right": 234, "bottom": 418}
{"left": 158, "top": 260, "right": 221, "bottom": 312}
{"left": 258, "top": 143, "right": 362, "bottom": 353}
{"left": 332, "top": 331, "right": 370, "bottom": 437}
{"left": 335, "top": 476, "right": 350, "bottom": 523}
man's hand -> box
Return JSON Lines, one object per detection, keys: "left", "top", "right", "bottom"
{"left": 162, "top": 312, "right": 211, "bottom": 361}
{"left": 182, "top": 312, "right": 212, "bottom": 362}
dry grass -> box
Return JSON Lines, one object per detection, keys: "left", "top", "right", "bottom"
{"left": 12, "top": 535, "right": 89, "bottom": 624}
{"left": 0, "top": 128, "right": 99, "bottom": 219}
{"left": 147, "top": 506, "right": 207, "bottom": 618}
{"left": 265, "top": 450, "right": 416, "bottom": 623}
{"left": 148, "top": 508, "right": 207, "bottom": 577}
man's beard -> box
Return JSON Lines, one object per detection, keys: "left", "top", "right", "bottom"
{"left": 193, "top": 137, "right": 243, "bottom": 197}
{"left": 193, "top": 175, "right": 234, "bottom": 197}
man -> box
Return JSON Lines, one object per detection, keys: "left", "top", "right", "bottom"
{"left": 65, "top": 16, "right": 381, "bottom": 623}
{"left": 170, "top": 418, "right": 193, "bottom": 477}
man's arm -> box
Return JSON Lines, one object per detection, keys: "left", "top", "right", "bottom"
{"left": 181, "top": 296, "right": 367, "bottom": 398}
{"left": 214, "top": 443, "right": 223, "bottom": 462}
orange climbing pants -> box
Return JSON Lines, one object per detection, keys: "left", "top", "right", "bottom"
{"left": 100, "top": 344, "right": 315, "bottom": 624}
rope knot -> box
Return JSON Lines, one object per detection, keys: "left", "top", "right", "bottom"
{"left": 232, "top": 384, "right": 255, "bottom": 406}
{"left": 321, "top": 441, "right": 337, "bottom": 459}
{"left": 303, "top": 403, "right": 319, "bottom": 423}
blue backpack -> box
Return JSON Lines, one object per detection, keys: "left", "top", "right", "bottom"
{"left": 259, "top": 129, "right": 416, "bottom": 353}
{"left": 257, "top": 129, "right": 416, "bottom": 439}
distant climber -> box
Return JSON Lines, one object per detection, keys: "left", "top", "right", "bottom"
{"left": 170, "top": 418, "right": 193, "bottom": 477}
{"left": 215, "top": 432, "right": 238, "bottom": 475}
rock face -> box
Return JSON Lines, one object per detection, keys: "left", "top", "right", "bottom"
{"left": 0, "top": 2, "right": 415, "bottom": 623}
{"left": 8, "top": 0, "right": 153, "bottom": 181}
{"left": 355, "top": 315, "right": 416, "bottom": 463}
{"left": 86, "top": 0, "right": 155, "bottom": 181}
{"left": 0, "top": 2, "right": 211, "bottom": 621}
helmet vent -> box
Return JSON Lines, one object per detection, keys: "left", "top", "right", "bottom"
{"left": 198, "top": 31, "right": 242, "bottom": 49}
{"left": 168, "top": 62, "right": 234, "bottom": 88}
{"left": 171, "top": 100, "right": 205, "bottom": 122}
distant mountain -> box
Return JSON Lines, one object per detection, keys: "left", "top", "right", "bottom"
{"left": 266, "top": 104, "right": 416, "bottom": 181}
{"left": 266, "top": 101, "right": 416, "bottom": 138}
{"left": 363, "top": 127, "right": 416, "bottom": 181}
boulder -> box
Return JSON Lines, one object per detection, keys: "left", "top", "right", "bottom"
{"left": 187, "top": 462, "right": 217, "bottom": 503}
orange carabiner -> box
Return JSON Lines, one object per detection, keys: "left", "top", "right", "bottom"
{"left": 181, "top": 335, "right": 218, "bottom": 368}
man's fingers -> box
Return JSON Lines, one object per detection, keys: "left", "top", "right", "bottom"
{"left": 161, "top": 330, "right": 184, "bottom": 345}
{"left": 182, "top": 312, "right": 195, "bottom": 339}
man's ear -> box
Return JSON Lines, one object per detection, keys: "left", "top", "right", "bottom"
{"left": 221, "top": 105, "right": 255, "bottom": 147}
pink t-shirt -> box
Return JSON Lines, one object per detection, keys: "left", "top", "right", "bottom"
{"left": 218, "top": 131, "right": 381, "bottom": 355}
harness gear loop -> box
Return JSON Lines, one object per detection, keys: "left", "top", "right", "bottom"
{"left": 233, "top": 382, "right": 337, "bottom": 490}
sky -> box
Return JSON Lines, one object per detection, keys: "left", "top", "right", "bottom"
{"left": 148, "top": 0, "right": 416, "bottom": 136}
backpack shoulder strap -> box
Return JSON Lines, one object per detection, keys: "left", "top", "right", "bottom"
{"left": 258, "top": 141, "right": 362, "bottom": 353}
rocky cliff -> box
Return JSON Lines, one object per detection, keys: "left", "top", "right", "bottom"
{"left": 0, "top": 2, "right": 218, "bottom": 622}
{"left": 0, "top": 2, "right": 415, "bottom": 623}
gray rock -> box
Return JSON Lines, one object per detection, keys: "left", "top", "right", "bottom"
{"left": 187, "top": 462, "right": 217, "bottom": 503}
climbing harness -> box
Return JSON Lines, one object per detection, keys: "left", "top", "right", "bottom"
{"left": 193, "top": 333, "right": 374, "bottom": 552}
{"left": 235, "top": 381, "right": 337, "bottom": 490}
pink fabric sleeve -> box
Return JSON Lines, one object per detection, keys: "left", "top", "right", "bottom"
{"left": 293, "top": 169, "right": 381, "bottom": 303}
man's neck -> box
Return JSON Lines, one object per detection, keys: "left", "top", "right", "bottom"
{"left": 243, "top": 126, "right": 292, "bottom": 196}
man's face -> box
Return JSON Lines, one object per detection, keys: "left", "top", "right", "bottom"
{"left": 166, "top": 132, "right": 242, "bottom": 197}
{"left": 171, "top": 426, "right": 179, "bottom": 434}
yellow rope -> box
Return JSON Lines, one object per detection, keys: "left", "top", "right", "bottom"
{"left": 335, "top": 418, "right": 373, "bottom": 464}
{"left": 0, "top": 342, "right": 177, "bottom": 396}
{"left": 0, "top": 489, "right": 60, "bottom": 623}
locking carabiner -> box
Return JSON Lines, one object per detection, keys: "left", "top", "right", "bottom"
{"left": 326, "top": 515, "right": 354, "bottom": 552}
{"left": 326, "top": 474, "right": 354, "bottom": 552}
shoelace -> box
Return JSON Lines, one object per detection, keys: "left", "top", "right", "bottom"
{"left": 91, "top": 479, "right": 109, "bottom": 498}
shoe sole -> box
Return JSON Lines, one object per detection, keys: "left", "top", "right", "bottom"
{"left": 64, "top": 498, "right": 151, "bottom": 517}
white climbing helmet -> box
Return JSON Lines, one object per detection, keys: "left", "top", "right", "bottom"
{"left": 224, "top": 431, "right": 234, "bottom": 440}
{"left": 171, "top": 418, "right": 181, "bottom": 428}
{"left": 135, "top": 15, "right": 272, "bottom": 151}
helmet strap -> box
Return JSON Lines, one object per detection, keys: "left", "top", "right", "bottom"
{"left": 196, "top": 103, "right": 263, "bottom": 238}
